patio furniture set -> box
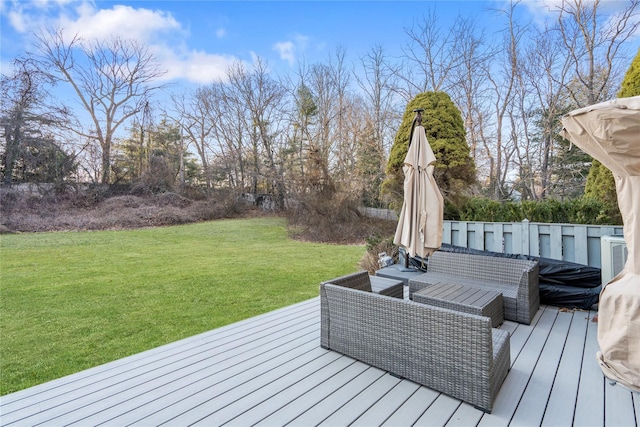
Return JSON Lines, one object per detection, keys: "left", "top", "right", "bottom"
{"left": 320, "top": 251, "right": 540, "bottom": 413}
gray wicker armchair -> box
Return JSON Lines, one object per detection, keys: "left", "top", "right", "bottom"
{"left": 320, "top": 277, "right": 510, "bottom": 413}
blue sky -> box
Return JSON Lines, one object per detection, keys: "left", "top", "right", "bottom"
{"left": 1, "top": 0, "right": 637, "bottom": 87}
{"left": 0, "top": 1, "right": 557, "bottom": 81}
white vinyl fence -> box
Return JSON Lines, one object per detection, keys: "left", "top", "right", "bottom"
{"left": 358, "top": 208, "right": 624, "bottom": 268}
{"left": 443, "top": 220, "right": 623, "bottom": 268}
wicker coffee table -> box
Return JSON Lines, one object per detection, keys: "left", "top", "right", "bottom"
{"left": 413, "top": 282, "right": 504, "bottom": 327}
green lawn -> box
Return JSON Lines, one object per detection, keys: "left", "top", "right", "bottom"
{"left": 0, "top": 217, "right": 366, "bottom": 395}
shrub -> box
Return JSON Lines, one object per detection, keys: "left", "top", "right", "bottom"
{"left": 359, "top": 233, "right": 397, "bottom": 275}
{"left": 453, "top": 197, "right": 620, "bottom": 225}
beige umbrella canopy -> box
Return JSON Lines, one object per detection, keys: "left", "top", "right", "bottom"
{"left": 560, "top": 95, "right": 640, "bottom": 392}
{"left": 394, "top": 110, "right": 444, "bottom": 260}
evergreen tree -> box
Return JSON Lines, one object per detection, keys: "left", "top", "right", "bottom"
{"left": 618, "top": 48, "right": 640, "bottom": 97}
{"left": 583, "top": 49, "right": 639, "bottom": 224}
{"left": 382, "top": 91, "right": 476, "bottom": 208}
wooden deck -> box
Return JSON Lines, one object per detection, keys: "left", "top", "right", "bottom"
{"left": 1, "top": 297, "right": 638, "bottom": 426}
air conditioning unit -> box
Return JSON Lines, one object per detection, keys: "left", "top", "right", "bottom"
{"left": 601, "top": 235, "right": 628, "bottom": 285}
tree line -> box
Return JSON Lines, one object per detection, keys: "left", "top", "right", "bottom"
{"left": 1, "top": 0, "right": 638, "bottom": 218}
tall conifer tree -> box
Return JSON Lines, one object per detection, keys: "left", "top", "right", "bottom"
{"left": 382, "top": 92, "right": 476, "bottom": 209}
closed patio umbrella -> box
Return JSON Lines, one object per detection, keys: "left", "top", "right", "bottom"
{"left": 560, "top": 95, "right": 640, "bottom": 392}
{"left": 394, "top": 110, "right": 444, "bottom": 260}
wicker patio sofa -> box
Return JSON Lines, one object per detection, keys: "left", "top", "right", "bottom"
{"left": 320, "top": 274, "right": 511, "bottom": 413}
{"left": 409, "top": 251, "right": 540, "bottom": 324}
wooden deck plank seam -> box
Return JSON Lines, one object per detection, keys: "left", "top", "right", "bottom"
{"left": 316, "top": 372, "right": 404, "bottom": 426}
{"left": 37, "top": 332, "right": 322, "bottom": 426}
{"left": 507, "top": 308, "right": 559, "bottom": 426}
{"left": 73, "top": 344, "right": 328, "bottom": 422}
{"left": 255, "top": 362, "right": 376, "bottom": 426}
{"left": 573, "top": 309, "right": 605, "bottom": 427}
{"left": 357, "top": 381, "right": 424, "bottom": 426}
{"left": 365, "top": 380, "right": 428, "bottom": 426}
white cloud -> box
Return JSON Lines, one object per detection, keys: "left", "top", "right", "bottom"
{"left": 156, "top": 46, "right": 241, "bottom": 84}
{"left": 57, "top": 4, "right": 182, "bottom": 44}
{"left": 519, "top": 0, "right": 640, "bottom": 25}
{"left": 294, "top": 34, "right": 309, "bottom": 50}
{"left": 1, "top": 0, "right": 248, "bottom": 84}
{"left": 8, "top": 8, "right": 28, "bottom": 33}
{"left": 273, "top": 40, "right": 295, "bottom": 65}
{"left": 273, "top": 34, "right": 310, "bottom": 66}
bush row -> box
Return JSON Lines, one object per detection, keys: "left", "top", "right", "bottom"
{"left": 445, "top": 197, "right": 622, "bottom": 225}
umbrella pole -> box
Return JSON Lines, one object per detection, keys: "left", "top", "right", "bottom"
{"left": 408, "top": 108, "right": 424, "bottom": 148}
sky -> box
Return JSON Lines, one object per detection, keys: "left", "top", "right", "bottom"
{"left": 0, "top": 1, "right": 584, "bottom": 81}
{"left": 0, "top": 0, "right": 637, "bottom": 93}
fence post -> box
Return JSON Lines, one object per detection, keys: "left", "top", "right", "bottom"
{"left": 521, "top": 219, "right": 530, "bottom": 256}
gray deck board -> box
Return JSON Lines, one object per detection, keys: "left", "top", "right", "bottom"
{"left": 478, "top": 307, "right": 558, "bottom": 427}
{"left": 445, "top": 403, "right": 485, "bottom": 427}
{"left": 605, "top": 378, "right": 637, "bottom": 427}
{"left": 574, "top": 312, "right": 606, "bottom": 427}
{"left": 2, "top": 300, "right": 320, "bottom": 426}
{"left": 382, "top": 386, "right": 441, "bottom": 426}
{"left": 317, "top": 373, "right": 402, "bottom": 426}
{"left": 541, "top": 309, "right": 589, "bottom": 426}
{"left": 509, "top": 310, "right": 573, "bottom": 426}
{"left": 255, "top": 362, "right": 372, "bottom": 426}
{"left": 290, "top": 366, "right": 389, "bottom": 426}
{"left": 415, "top": 394, "right": 463, "bottom": 426}
{"left": 350, "top": 380, "right": 422, "bottom": 426}
{"left": 1, "top": 297, "right": 638, "bottom": 427}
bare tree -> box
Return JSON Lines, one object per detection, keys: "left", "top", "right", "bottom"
{"left": 171, "top": 87, "right": 216, "bottom": 189}
{"left": 33, "top": 29, "right": 167, "bottom": 184}
{"left": 398, "top": 8, "right": 467, "bottom": 99}
{"left": 447, "top": 17, "right": 492, "bottom": 172}
{"left": 301, "top": 62, "right": 339, "bottom": 194}
{"left": 355, "top": 44, "right": 401, "bottom": 155}
{"left": 481, "top": 1, "right": 526, "bottom": 200}
{"left": 326, "top": 46, "right": 352, "bottom": 179}
{"left": 556, "top": 0, "right": 639, "bottom": 107}
{"left": 517, "top": 24, "right": 574, "bottom": 200}
{"left": 226, "top": 58, "right": 288, "bottom": 208}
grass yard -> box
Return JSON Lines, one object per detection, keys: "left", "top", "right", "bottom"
{"left": 0, "top": 217, "right": 366, "bottom": 396}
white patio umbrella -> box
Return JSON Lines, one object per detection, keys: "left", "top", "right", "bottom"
{"left": 560, "top": 95, "right": 640, "bottom": 392}
{"left": 394, "top": 110, "right": 444, "bottom": 260}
